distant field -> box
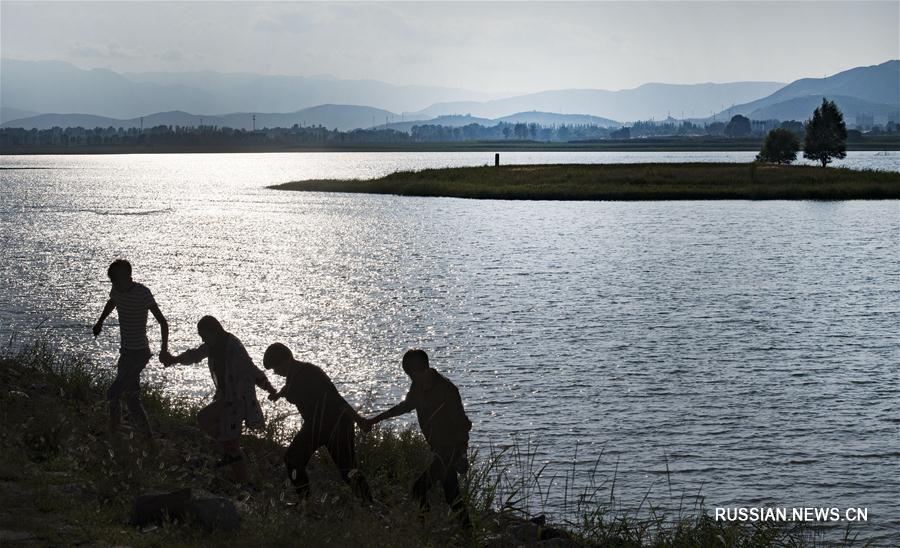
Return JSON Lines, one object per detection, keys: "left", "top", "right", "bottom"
{"left": 270, "top": 163, "right": 900, "bottom": 200}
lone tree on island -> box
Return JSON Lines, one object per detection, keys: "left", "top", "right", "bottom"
{"left": 757, "top": 128, "right": 800, "bottom": 165}
{"left": 803, "top": 98, "right": 847, "bottom": 167}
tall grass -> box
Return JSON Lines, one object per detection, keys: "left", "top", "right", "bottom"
{"left": 0, "top": 341, "right": 877, "bottom": 546}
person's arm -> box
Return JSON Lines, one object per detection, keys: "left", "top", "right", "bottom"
{"left": 163, "top": 343, "right": 209, "bottom": 367}
{"left": 340, "top": 398, "right": 367, "bottom": 427}
{"left": 268, "top": 385, "right": 285, "bottom": 402}
{"left": 268, "top": 368, "right": 294, "bottom": 402}
{"left": 93, "top": 299, "right": 115, "bottom": 337}
{"left": 367, "top": 397, "right": 416, "bottom": 427}
{"left": 242, "top": 350, "right": 277, "bottom": 396}
{"left": 148, "top": 303, "right": 168, "bottom": 355}
{"left": 252, "top": 366, "right": 277, "bottom": 396}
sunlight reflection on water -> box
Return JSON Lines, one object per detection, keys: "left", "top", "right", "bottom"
{"left": 1, "top": 151, "right": 898, "bottom": 540}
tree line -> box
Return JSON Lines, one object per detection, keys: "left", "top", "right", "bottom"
{"left": 0, "top": 124, "right": 412, "bottom": 148}
{"left": 1, "top": 99, "right": 893, "bottom": 152}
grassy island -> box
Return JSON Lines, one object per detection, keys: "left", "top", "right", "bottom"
{"left": 0, "top": 343, "right": 863, "bottom": 546}
{"left": 270, "top": 163, "right": 900, "bottom": 201}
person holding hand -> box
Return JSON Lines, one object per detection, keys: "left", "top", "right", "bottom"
{"left": 161, "top": 315, "right": 276, "bottom": 485}
{"left": 94, "top": 259, "right": 168, "bottom": 439}
{"left": 364, "top": 349, "right": 472, "bottom": 527}
{"left": 263, "top": 343, "right": 372, "bottom": 503}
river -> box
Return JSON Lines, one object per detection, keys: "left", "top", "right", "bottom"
{"left": 1, "top": 151, "right": 898, "bottom": 542}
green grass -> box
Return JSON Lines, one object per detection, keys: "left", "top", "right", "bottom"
{"left": 0, "top": 341, "right": 874, "bottom": 546}
{"left": 270, "top": 163, "right": 900, "bottom": 201}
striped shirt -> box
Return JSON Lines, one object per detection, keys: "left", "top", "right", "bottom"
{"left": 109, "top": 282, "right": 156, "bottom": 350}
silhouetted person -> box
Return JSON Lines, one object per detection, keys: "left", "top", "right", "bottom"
{"left": 161, "top": 316, "right": 277, "bottom": 485}
{"left": 263, "top": 343, "right": 372, "bottom": 503}
{"left": 365, "top": 349, "right": 472, "bottom": 526}
{"left": 93, "top": 259, "right": 168, "bottom": 438}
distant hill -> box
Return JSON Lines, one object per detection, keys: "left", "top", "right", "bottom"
{"left": 0, "top": 105, "right": 400, "bottom": 132}
{"left": 0, "top": 58, "right": 500, "bottom": 119}
{"left": 716, "top": 60, "right": 899, "bottom": 123}
{"left": 0, "top": 59, "right": 213, "bottom": 120}
{"left": 1, "top": 113, "right": 127, "bottom": 130}
{"left": 0, "top": 107, "right": 39, "bottom": 124}
{"left": 384, "top": 111, "right": 623, "bottom": 132}
{"left": 496, "top": 111, "right": 621, "bottom": 128}
{"left": 3, "top": 107, "right": 625, "bottom": 133}
{"left": 384, "top": 114, "right": 495, "bottom": 133}
{"left": 747, "top": 95, "right": 898, "bottom": 124}
{"left": 411, "top": 82, "right": 786, "bottom": 122}
{"left": 216, "top": 105, "right": 398, "bottom": 131}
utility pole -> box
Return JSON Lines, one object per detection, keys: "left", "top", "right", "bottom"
{"left": 252, "top": 115, "right": 256, "bottom": 131}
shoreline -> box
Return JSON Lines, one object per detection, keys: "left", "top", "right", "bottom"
{"left": 270, "top": 162, "right": 900, "bottom": 201}
{"left": 2, "top": 138, "right": 899, "bottom": 155}
{"left": 1, "top": 341, "right": 836, "bottom": 546}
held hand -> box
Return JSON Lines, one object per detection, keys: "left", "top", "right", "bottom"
{"left": 358, "top": 417, "right": 373, "bottom": 433}
{"left": 158, "top": 350, "right": 175, "bottom": 367}
{"left": 268, "top": 392, "right": 281, "bottom": 402}
{"left": 92, "top": 322, "right": 102, "bottom": 337}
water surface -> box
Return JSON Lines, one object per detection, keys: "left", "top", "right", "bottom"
{"left": 1, "top": 151, "right": 898, "bottom": 541}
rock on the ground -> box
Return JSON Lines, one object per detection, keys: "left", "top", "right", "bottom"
{"left": 131, "top": 488, "right": 192, "bottom": 526}
{"left": 185, "top": 497, "right": 241, "bottom": 532}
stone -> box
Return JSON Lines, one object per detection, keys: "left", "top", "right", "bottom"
{"left": 131, "top": 488, "right": 191, "bottom": 526}
{"left": 185, "top": 497, "right": 241, "bottom": 532}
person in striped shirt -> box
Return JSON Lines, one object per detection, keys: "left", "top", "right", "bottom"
{"left": 93, "top": 259, "right": 168, "bottom": 438}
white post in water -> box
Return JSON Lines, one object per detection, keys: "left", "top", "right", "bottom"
{"left": 495, "top": 153, "right": 500, "bottom": 166}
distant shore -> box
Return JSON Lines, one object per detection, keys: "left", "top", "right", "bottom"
{"left": 2, "top": 136, "right": 900, "bottom": 155}
{"left": 270, "top": 163, "right": 900, "bottom": 201}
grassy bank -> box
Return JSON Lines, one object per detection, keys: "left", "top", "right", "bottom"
{"left": 0, "top": 342, "right": 860, "bottom": 546}
{"left": 270, "top": 163, "right": 900, "bottom": 201}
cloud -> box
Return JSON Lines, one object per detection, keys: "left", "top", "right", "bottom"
{"left": 253, "top": 10, "right": 317, "bottom": 34}
{"left": 156, "top": 49, "right": 185, "bottom": 63}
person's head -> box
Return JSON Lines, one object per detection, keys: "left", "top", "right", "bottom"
{"left": 402, "top": 349, "right": 430, "bottom": 381}
{"left": 197, "top": 315, "right": 226, "bottom": 347}
{"left": 263, "top": 343, "right": 294, "bottom": 377}
{"left": 107, "top": 259, "right": 132, "bottom": 291}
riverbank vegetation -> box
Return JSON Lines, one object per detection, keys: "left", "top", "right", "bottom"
{"left": 270, "top": 163, "right": 900, "bottom": 201}
{"left": 0, "top": 342, "right": 858, "bottom": 546}
{"left": 2, "top": 126, "right": 899, "bottom": 154}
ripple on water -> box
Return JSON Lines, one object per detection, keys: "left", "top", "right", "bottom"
{"left": 1, "top": 152, "right": 898, "bottom": 540}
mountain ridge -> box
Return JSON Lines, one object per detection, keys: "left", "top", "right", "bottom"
{"left": 713, "top": 60, "right": 899, "bottom": 123}
{"left": 1, "top": 107, "right": 626, "bottom": 132}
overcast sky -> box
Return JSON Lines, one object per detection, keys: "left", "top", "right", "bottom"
{"left": 2, "top": 1, "right": 897, "bottom": 93}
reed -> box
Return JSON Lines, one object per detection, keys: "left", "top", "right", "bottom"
{"left": 0, "top": 341, "right": 871, "bottom": 546}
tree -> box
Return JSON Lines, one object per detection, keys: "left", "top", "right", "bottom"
{"left": 803, "top": 98, "right": 847, "bottom": 167}
{"left": 705, "top": 121, "right": 726, "bottom": 135}
{"left": 779, "top": 120, "right": 804, "bottom": 137}
{"left": 756, "top": 128, "right": 800, "bottom": 164}
{"left": 610, "top": 127, "right": 631, "bottom": 139}
{"left": 724, "top": 115, "right": 751, "bottom": 137}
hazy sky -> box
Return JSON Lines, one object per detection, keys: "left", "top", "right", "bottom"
{"left": 2, "top": 1, "right": 897, "bottom": 93}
